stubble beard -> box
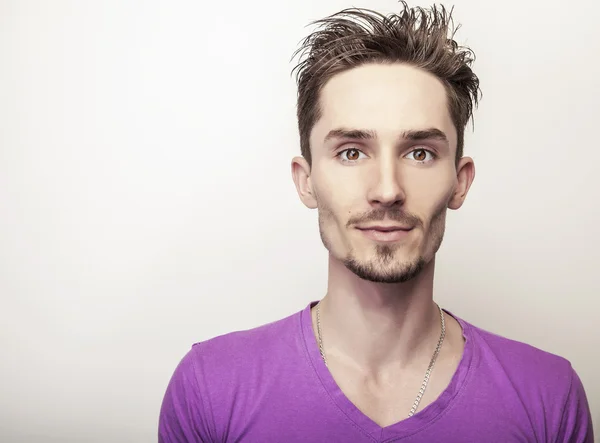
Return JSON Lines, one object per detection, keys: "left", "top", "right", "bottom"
{"left": 318, "top": 203, "right": 447, "bottom": 284}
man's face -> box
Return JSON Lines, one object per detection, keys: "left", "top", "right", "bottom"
{"left": 300, "top": 63, "right": 470, "bottom": 283}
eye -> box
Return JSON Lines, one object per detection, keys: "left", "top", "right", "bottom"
{"left": 405, "top": 148, "right": 436, "bottom": 163}
{"left": 338, "top": 148, "right": 367, "bottom": 162}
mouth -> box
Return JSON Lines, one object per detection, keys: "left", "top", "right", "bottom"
{"left": 356, "top": 225, "right": 413, "bottom": 242}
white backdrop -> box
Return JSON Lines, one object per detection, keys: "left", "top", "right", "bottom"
{"left": 1, "top": 0, "right": 598, "bottom": 441}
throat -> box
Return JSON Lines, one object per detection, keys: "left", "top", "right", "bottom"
{"left": 312, "top": 302, "right": 464, "bottom": 426}
{"left": 315, "top": 299, "right": 445, "bottom": 369}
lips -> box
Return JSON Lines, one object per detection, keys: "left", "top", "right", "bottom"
{"left": 356, "top": 225, "right": 413, "bottom": 242}
{"left": 356, "top": 225, "right": 412, "bottom": 232}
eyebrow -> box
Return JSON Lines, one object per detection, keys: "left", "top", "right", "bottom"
{"left": 323, "top": 127, "right": 449, "bottom": 145}
{"left": 324, "top": 128, "right": 377, "bottom": 142}
{"left": 403, "top": 128, "right": 448, "bottom": 143}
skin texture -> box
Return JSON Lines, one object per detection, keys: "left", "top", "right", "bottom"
{"left": 291, "top": 63, "right": 476, "bottom": 426}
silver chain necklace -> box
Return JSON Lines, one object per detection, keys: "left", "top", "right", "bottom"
{"left": 315, "top": 302, "right": 446, "bottom": 418}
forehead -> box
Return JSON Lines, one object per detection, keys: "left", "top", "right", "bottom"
{"left": 311, "top": 63, "right": 456, "bottom": 147}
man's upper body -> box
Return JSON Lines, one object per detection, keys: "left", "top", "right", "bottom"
{"left": 159, "top": 4, "right": 594, "bottom": 442}
{"left": 159, "top": 302, "right": 593, "bottom": 442}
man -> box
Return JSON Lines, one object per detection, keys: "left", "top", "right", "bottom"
{"left": 159, "top": 3, "right": 594, "bottom": 442}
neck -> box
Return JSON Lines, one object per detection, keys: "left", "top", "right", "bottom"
{"left": 318, "top": 255, "right": 441, "bottom": 372}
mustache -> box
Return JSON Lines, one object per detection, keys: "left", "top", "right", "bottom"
{"left": 347, "top": 208, "right": 422, "bottom": 228}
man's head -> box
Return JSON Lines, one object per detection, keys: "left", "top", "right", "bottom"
{"left": 291, "top": 3, "right": 480, "bottom": 283}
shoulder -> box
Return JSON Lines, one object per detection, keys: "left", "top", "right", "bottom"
{"left": 158, "top": 308, "right": 305, "bottom": 442}
{"left": 457, "top": 315, "right": 594, "bottom": 442}
{"left": 461, "top": 315, "right": 574, "bottom": 386}
{"left": 191, "top": 308, "right": 302, "bottom": 370}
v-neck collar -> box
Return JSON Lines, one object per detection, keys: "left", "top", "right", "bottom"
{"left": 299, "top": 301, "right": 476, "bottom": 442}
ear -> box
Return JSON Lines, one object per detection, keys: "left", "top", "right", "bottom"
{"left": 448, "top": 156, "right": 475, "bottom": 210}
{"left": 291, "top": 156, "right": 318, "bottom": 209}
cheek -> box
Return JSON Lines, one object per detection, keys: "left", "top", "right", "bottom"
{"left": 407, "top": 169, "right": 456, "bottom": 219}
{"left": 318, "top": 199, "right": 351, "bottom": 226}
{"left": 313, "top": 173, "right": 362, "bottom": 219}
{"left": 314, "top": 186, "right": 344, "bottom": 225}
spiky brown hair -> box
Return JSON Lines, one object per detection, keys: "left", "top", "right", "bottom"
{"left": 292, "top": 2, "right": 481, "bottom": 165}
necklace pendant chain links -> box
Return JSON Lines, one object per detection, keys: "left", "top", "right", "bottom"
{"left": 315, "top": 302, "right": 446, "bottom": 418}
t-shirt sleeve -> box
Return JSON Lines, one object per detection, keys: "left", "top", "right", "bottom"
{"left": 555, "top": 367, "right": 594, "bottom": 443}
{"left": 158, "top": 346, "right": 215, "bottom": 443}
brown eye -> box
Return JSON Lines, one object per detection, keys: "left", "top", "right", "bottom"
{"left": 346, "top": 149, "right": 360, "bottom": 160}
{"left": 407, "top": 148, "right": 434, "bottom": 163}
{"left": 414, "top": 149, "right": 427, "bottom": 161}
{"left": 339, "top": 148, "right": 364, "bottom": 162}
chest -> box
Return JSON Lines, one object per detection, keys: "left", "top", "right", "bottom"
{"left": 330, "top": 365, "right": 452, "bottom": 427}
{"left": 217, "top": 378, "right": 539, "bottom": 443}
{"left": 325, "top": 348, "right": 460, "bottom": 427}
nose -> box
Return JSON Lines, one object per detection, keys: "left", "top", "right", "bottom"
{"left": 367, "top": 157, "right": 405, "bottom": 207}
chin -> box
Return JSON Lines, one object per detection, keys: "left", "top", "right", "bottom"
{"left": 342, "top": 255, "right": 427, "bottom": 284}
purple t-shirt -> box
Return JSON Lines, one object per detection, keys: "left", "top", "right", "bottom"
{"left": 159, "top": 302, "right": 594, "bottom": 442}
